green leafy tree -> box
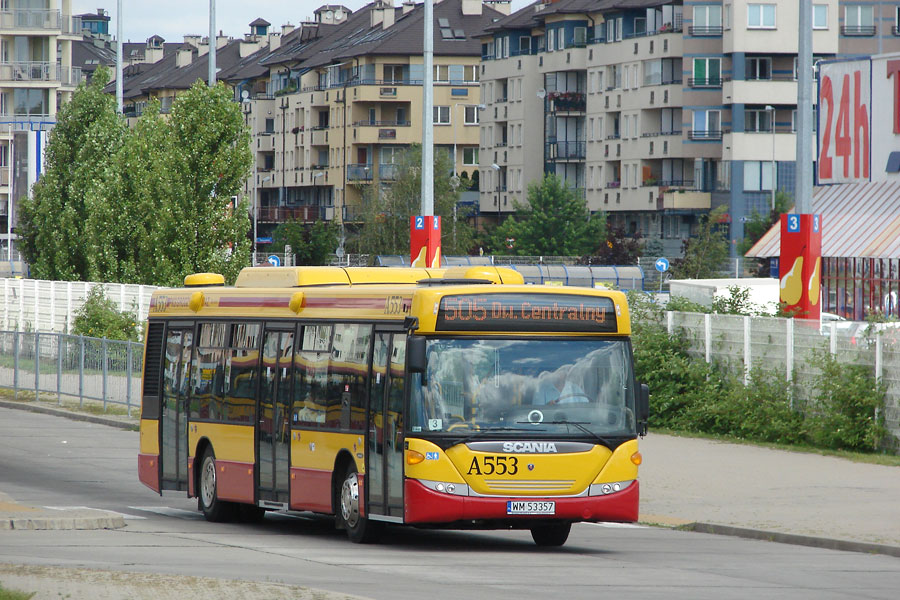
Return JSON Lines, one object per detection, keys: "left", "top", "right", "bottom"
{"left": 492, "top": 175, "right": 605, "bottom": 256}
{"left": 18, "top": 77, "right": 252, "bottom": 287}
{"left": 737, "top": 189, "right": 792, "bottom": 255}
{"left": 272, "top": 219, "right": 339, "bottom": 265}
{"left": 147, "top": 81, "right": 252, "bottom": 285}
{"left": 670, "top": 205, "right": 730, "bottom": 279}
{"left": 353, "top": 145, "right": 475, "bottom": 256}
{"left": 18, "top": 66, "right": 127, "bottom": 281}
{"left": 72, "top": 286, "right": 139, "bottom": 341}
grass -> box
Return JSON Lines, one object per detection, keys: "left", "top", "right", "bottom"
{"left": 0, "top": 583, "right": 35, "bottom": 600}
{"left": 0, "top": 389, "right": 136, "bottom": 419}
{"left": 651, "top": 427, "right": 900, "bottom": 467}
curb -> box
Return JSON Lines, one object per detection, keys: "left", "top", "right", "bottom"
{"left": 1, "top": 512, "right": 126, "bottom": 531}
{"left": 0, "top": 399, "right": 138, "bottom": 431}
{"left": 680, "top": 522, "right": 900, "bottom": 558}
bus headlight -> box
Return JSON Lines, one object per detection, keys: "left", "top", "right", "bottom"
{"left": 418, "top": 479, "right": 469, "bottom": 496}
{"left": 589, "top": 480, "right": 634, "bottom": 496}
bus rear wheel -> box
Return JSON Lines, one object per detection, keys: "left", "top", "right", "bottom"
{"left": 198, "top": 448, "right": 237, "bottom": 522}
{"left": 338, "top": 464, "right": 382, "bottom": 543}
{"left": 531, "top": 522, "right": 571, "bottom": 547}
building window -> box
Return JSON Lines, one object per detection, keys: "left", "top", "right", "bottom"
{"left": 691, "top": 109, "right": 721, "bottom": 139}
{"left": 433, "top": 65, "right": 449, "bottom": 82}
{"left": 743, "top": 160, "right": 775, "bottom": 191}
{"left": 745, "top": 108, "right": 772, "bottom": 132}
{"left": 843, "top": 5, "right": 874, "bottom": 35}
{"left": 384, "top": 64, "right": 404, "bottom": 83}
{"left": 434, "top": 105, "right": 450, "bottom": 125}
{"left": 464, "top": 105, "right": 479, "bottom": 124}
{"left": 746, "top": 57, "right": 772, "bottom": 80}
{"left": 462, "top": 147, "right": 479, "bottom": 166}
{"left": 574, "top": 27, "right": 587, "bottom": 46}
{"left": 747, "top": 4, "right": 776, "bottom": 29}
{"left": 547, "top": 28, "right": 555, "bottom": 52}
{"left": 691, "top": 57, "right": 721, "bottom": 87}
{"left": 692, "top": 4, "right": 723, "bottom": 35}
{"left": 813, "top": 4, "right": 828, "bottom": 29}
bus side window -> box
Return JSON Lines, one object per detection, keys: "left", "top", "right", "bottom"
{"left": 327, "top": 324, "right": 371, "bottom": 431}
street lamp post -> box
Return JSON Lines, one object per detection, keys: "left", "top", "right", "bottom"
{"left": 766, "top": 104, "right": 776, "bottom": 212}
{"left": 490, "top": 162, "right": 501, "bottom": 213}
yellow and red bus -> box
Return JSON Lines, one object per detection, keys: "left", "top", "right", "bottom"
{"left": 138, "top": 265, "right": 649, "bottom": 546}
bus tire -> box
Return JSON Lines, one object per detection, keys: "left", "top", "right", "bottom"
{"left": 198, "top": 448, "right": 237, "bottom": 522}
{"left": 531, "top": 522, "right": 571, "bottom": 547}
{"left": 338, "top": 464, "right": 382, "bottom": 544}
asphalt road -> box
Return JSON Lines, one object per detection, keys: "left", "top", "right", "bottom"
{"left": 1, "top": 407, "right": 898, "bottom": 600}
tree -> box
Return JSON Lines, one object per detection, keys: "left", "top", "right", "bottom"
{"left": 272, "top": 219, "right": 339, "bottom": 265}
{"left": 17, "top": 66, "right": 127, "bottom": 281}
{"left": 670, "top": 205, "right": 730, "bottom": 279}
{"left": 492, "top": 175, "right": 605, "bottom": 256}
{"left": 737, "top": 189, "right": 792, "bottom": 256}
{"left": 19, "top": 77, "right": 253, "bottom": 287}
{"left": 582, "top": 225, "right": 643, "bottom": 265}
{"left": 72, "top": 286, "right": 139, "bottom": 342}
{"left": 352, "top": 145, "right": 475, "bottom": 256}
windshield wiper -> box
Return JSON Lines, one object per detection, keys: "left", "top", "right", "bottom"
{"left": 516, "top": 419, "right": 613, "bottom": 447}
{"left": 457, "top": 426, "right": 543, "bottom": 445}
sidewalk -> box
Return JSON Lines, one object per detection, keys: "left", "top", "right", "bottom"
{"left": 1, "top": 398, "right": 898, "bottom": 555}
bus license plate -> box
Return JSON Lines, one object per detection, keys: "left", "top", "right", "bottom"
{"left": 507, "top": 501, "right": 555, "bottom": 515}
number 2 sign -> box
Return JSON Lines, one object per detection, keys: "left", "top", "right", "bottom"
{"left": 817, "top": 59, "right": 871, "bottom": 184}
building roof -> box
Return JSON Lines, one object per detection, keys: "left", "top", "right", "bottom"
{"left": 286, "top": 0, "right": 503, "bottom": 70}
{"left": 72, "top": 38, "right": 117, "bottom": 74}
{"left": 110, "top": 39, "right": 245, "bottom": 99}
{"left": 745, "top": 182, "right": 900, "bottom": 259}
{"left": 249, "top": 18, "right": 272, "bottom": 27}
{"left": 479, "top": 0, "right": 674, "bottom": 35}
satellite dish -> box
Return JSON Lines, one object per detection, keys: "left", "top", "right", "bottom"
{"left": 536, "top": 88, "right": 546, "bottom": 99}
{"left": 241, "top": 90, "right": 250, "bottom": 100}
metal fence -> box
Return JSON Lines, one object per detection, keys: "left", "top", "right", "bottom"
{"left": 0, "top": 331, "right": 143, "bottom": 417}
{"left": 652, "top": 311, "right": 900, "bottom": 444}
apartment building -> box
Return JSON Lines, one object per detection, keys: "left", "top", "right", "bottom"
{"left": 477, "top": 0, "right": 898, "bottom": 254}
{"left": 225, "top": 0, "right": 506, "bottom": 249}
{"left": 1, "top": 0, "right": 83, "bottom": 269}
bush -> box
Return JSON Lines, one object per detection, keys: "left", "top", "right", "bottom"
{"left": 805, "top": 350, "right": 888, "bottom": 452}
{"left": 72, "top": 286, "right": 140, "bottom": 342}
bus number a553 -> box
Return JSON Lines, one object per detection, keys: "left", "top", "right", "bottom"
{"left": 467, "top": 456, "right": 518, "bottom": 475}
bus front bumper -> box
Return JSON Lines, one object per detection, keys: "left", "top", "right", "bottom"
{"left": 403, "top": 478, "right": 639, "bottom": 525}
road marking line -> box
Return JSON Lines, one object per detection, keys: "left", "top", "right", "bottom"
{"left": 584, "top": 522, "right": 645, "bottom": 529}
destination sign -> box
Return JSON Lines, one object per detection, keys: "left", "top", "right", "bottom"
{"left": 435, "top": 293, "right": 617, "bottom": 333}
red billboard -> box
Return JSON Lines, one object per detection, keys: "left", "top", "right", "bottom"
{"left": 779, "top": 214, "right": 822, "bottom": 321}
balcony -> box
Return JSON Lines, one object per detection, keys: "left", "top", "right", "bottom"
{"left": 724, "top": 77, "right": 797, "bottom": 106}
{"left": 256, "top": 205, "right": 324, "bottom": 223}
{"left": 347, "top": 164, "right": 373, "bottom": 182}
{"left": 380, "top": 164, "right": 400, "bottom": 180}
{"left": 61, "top": 66, "right": 83, "bottom": 87}
{"left": 688, "top": 129, "right": 723, "bottom": 141}
{"left": 0, "top": 9, "right": 61, "bottom": 31}
{"left": 841, "top": 25, "right": 876, "bottom": 37}
{"left": 352, "top": 120, "right": 411, "bottom": 127}
{"left": 546, "top": 91, "right": 586, "bottom": 113}
{"left": 545, "top": 141, "right": 585, "bottom": 161}
{"left": 689, "top": 25, "right": 723, "bottom": 37}
{"left": 0, "top": 61, "right": 58, "bottom": 82}
{"left": 688, "top": 77, "right": 722, "bottom": 88}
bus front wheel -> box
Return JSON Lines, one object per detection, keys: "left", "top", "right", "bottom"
{"left": 338, "top": 464, "right": 382, "bottom": 543}
{"left": 531, "top": 522, "right": 571, "bottom": 547}
{"left": 198, "top": 448, "right": 236, "bottom": 522}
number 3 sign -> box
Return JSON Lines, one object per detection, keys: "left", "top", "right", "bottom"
{"left": 817, "top": 59, "right": 871, "bottom": 184}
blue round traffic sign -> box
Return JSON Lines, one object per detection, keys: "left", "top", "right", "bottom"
{"left": 267, "top": 255, "right": 281, "bottom": 267}
{"left": 655, "top": 257, "right": 669, "bottom": 272}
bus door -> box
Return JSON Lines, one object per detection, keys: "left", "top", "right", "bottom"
{"left": 160, "top": 325, "right": 193, "bottom": 491}
{"left": 366, "top": 331, "right": 406, "bottom": 520}
{"left": 257, "top": 326, "right": 295, "bottom": 506}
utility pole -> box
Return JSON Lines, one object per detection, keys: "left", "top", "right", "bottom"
{"left": 208, "top": 0, "right": 216, "bottom": 86}
{"left": 796, "top": 0, "right": 812, "bottom": 213}
{"left": 116, "top": 0, "right": 123, "bottom": 113}
{"left": 421, "top": 0, "right": 434, "bottom": 216}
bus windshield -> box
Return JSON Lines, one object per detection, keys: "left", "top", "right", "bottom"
{"left": 409, "top": 338, "right": 636, "bottom": 438}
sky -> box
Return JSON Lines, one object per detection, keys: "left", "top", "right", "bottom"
{"left": 73, "top": 0, "right": 534, "bottom": 45}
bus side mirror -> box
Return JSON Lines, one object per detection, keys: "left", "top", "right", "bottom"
{"left": 637, "top": 383, "right": 650, "bottom": 436}
{"left": 408, "top": 336, "right": 426, "bottom": 374}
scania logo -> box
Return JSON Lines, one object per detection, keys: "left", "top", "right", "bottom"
{"left": 501, "top": 441, "right": 558, "bottom": 453}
